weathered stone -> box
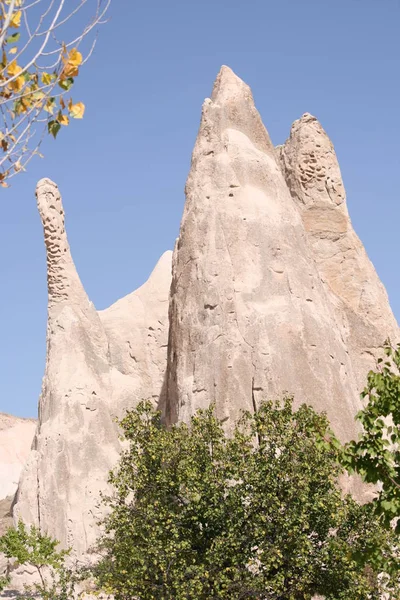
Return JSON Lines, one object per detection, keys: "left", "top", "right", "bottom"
{"left": 165, "top": 66, "right": 396, "bottom": 444}
{"left": 99, "top": 249, "right": 171, "bottom": 416}
{"left": 0, "top": 414, "right": 36, "bottom": 502}
{"left": 277, "top": 113, "right": 398, "bottom": 387}
{"left": 9, "top": 67, "right": 398, "bottom": 564}
{"left": 14, "top": 180, "right": 171, "bottom": 556}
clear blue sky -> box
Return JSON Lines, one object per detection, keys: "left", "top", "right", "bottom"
{"left": 1, "top": 0, "right": 399, "bottom": 417}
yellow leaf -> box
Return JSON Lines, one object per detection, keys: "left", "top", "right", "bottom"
{"left": 7, "top": 61, "right": 21, "bottom": 77}
{"left": 69, "top": 101, "right": 85, "bottom": 119}
{"left": 44, "top": 98, "right": 56, "bottom": 114}
{"left": 62, "top": 63, "right": 79, "bottom": 78}
{"left": 67, "top": 48, "right": 82, "bottom": 67}
{"left": 14, "top": 160, "right": 22, "bottom": 172}
{"left": 9, "top": 47, "right": 17, "bottom": 55}
{"left": 10, "top": 10, "right": 21, "bottom": 28}
{"left": 60, "top": 96, "right": 65, "bottom": 109}
{"left": 10, "top": 74, "right": 24, "bottom": 92}
{"left": 41, "top": 72, "right": 54, "bottom": 85}
{"left": 58, "top": 114, "right": 69, "bottom": 126}
{"left": 32, "top": 91, "right": 45, "bottom": 105}
{"left": 61, "top": 48, "right": 83, "bottom": 79}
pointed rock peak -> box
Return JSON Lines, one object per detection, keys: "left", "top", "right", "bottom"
{"left": 36, "top": 177, "right": 63, "bottom": 222}
{"left": 298, "top": 112, "right": 318, "bottom": 123}
{"left": 36, "top": 178, "right": 86, "bottom": 310}
{"left": 211, "top": 65, "right": 252, "bottom": 103}
{"left": 279, "top": 113, "right": 346, "bottom": 209}
{"left": 152, "top": 250, "right": 173, "bottom": 278}
{"left": 133, "top": 250, "right": 172, "bottom": 300}
{"left": 195, "top": 65, "right": 274, "bottom": 157}
{"left": 102, "top": 250, "right": 172, "bottom": 314}
{"left": 288, "top": 113, "right": 332, "bottom": 151}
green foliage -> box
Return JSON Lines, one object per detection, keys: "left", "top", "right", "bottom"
{"left": 343, "top": 340, "right": 400, "bottom": 530}
{"left": 94, "top": 399, "right": 399, "bottom": 600}
{"left": 0, "top": 574, "right": 10, "bottom": 593}
{"left": 0, "top": 521, "right": 77, "bottom": 599}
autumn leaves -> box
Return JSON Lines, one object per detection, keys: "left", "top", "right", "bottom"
{"left": 0, "top": 0, "right": 106, "bottom": 186}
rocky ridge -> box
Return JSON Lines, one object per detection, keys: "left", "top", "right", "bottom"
{"left": 7, "top": 66, "right": 399, "bottom": 560}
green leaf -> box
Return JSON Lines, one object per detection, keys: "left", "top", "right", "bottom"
{"left": 58, "top": 77, "right": 74, "bottom": 91}
{"left": 6, "top": 32, "right": 20, "bottom": 44}
{"left": 48, "top": 120, "right": 61, "bottom": 139}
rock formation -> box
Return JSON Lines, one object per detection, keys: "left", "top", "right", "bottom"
{"left": 9, "top": 66, "right": 399, "bottom": 559}
{"left": 0, "top": 414, "right": 36, "bottom": 502}
{"left": 0, "top": 414, "right": 36, "bottom": 538}
{"left": 13, "top": 179, "right": 171, "bottom": 556}
{"left": 277, "top": 113, "right": 399, "bottom": 387}
{"left": 165, "top": 66, "right": 398, "bottom": 439}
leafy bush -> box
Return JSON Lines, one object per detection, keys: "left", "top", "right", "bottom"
{"left": 0, "top": 521, "right": 77, "bottom": 599}
{"left": 343, "top": 340, "right": 400, "bottom": 530}
{"left": 94, "top": 399, "right": 399, "bottom": 600}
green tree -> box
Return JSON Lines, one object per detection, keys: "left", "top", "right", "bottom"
{"left": 94, "top": 399, "right": 399, "bottom": 600}
{"left": 343, "top": 340, "right": 400, "bottom": 530}
{"left": 0, "top": 520, "right": 77, "bottom": 599}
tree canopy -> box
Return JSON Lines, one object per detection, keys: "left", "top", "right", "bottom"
{"left": 343, "top": 340, "right": 400, "bottom": 531}
{"left": 94, "top": 399, "right": 399, "bottom": 600}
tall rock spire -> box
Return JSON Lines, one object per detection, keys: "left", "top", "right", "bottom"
{"left": 278, "top": 114, "right": 398, "bottom": 387}
{"left": 166, "top": 67, "right": 363, "bottom": 439}
{"left": 36, "top": 178, "right": 87, "bottom": 310}
{"left": 15, "top": 179, "right": 120, "bottom": 555}
{"left": 15, "top": 180, "right": 172, "bottom": 556}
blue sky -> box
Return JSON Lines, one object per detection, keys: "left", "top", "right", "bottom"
{"left": 1, "top": 0, "right": 399, "bottom": 417}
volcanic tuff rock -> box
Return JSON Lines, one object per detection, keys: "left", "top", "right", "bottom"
{"left": 9, "top": 66, "right": 398, "bottom": 558}
{"left": 13, "top": 179, "right": 171, "bottom": 556}
{"left": 165, "top": 66, "right": 398, "bottom": 437}
{"left": 277, "top": 113, "right": 399, "bottom": 387}
{"left": 0, "top": 414, "right": 36, "bottom": 502}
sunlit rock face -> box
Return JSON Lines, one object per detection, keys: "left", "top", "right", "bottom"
{"left": 14, "top": 179, "right": 171, "bottom": 556}
{"left": 11, "top": 66, "right": 398, "bottom": 558}
{"left": 0, "top": 414, "right": 36, "bottom": 502}
{"left": 277, "top": 113, "right": 398, "bottom": 389}
{"left": 166, "top": 66, "right": 398, "bottom": 442}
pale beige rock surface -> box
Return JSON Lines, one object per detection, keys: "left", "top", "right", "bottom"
{"left": 165, "top": 66, "right": 397, "bottom": 442}
{"left": 13, "top": 179, "right": 171, "bottom": 557}
{"left": 8, "top": 66, "right": 398, "bottom": 566}
{"left": 277, "top": 113, "right": 399, "bottom": 386}
{"left": 0, "top": 414, "right": 36, "bottom": 501}
{"left": 99, "top": 249, "right": 171, "bottom": 415}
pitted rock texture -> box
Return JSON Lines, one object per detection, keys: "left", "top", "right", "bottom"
{"left": 166, "top": 66, "right": 397, "bottom": 440}
{"left": 277, "top": 114, "right": 398, "bottom": 387}
{"left": 14, "top": 179, "right": 171, "bottom": 556}
{"left": 10, "top": 66, "right": 398, "bottom": 561}
{"left": 0, "top": 414, "right": 36, "bottom": 501}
